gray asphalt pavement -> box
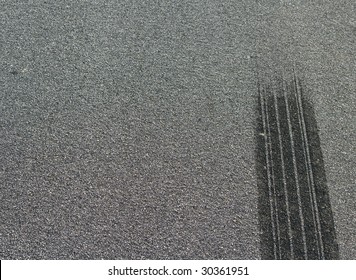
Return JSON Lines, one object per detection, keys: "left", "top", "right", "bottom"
{"left": 0, "top": 0, "right": 355, "bottom": 259}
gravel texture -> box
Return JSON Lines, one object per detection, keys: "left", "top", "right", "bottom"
{"left": 0, "top": 0, "right": 355, "bottom": 259}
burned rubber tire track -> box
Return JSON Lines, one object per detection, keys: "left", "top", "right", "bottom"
{"left": 256, "top": 75, "right": 339, "bottom": 259}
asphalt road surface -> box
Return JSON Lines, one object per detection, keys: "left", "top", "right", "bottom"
{"left": 1, "top": 0, "right": 355, "bottom": 259}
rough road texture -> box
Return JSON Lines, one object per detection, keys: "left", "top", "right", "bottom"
{"left": 1, "top": 1, "right": 355, "bottom": 259}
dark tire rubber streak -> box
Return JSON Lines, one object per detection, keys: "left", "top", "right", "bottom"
{"left": 256, "top": 75, "right": 339, "bottom": 259}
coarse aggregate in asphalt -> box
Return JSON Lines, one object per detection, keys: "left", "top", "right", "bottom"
{"left": 0, "top": 0, "right": 355, "bottom": 259}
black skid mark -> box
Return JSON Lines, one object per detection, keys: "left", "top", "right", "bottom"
{"left": 255, "top": 76, "right": 339, "bottom": 259}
